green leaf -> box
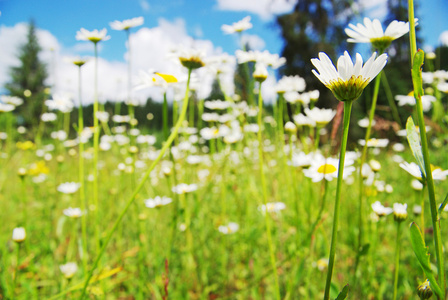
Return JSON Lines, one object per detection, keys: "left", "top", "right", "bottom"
{"left": 411, "top": 50, "right": 425, "bottom": 99}
{"left": 358, "top": 243, "right": 370, "bottom": 256}
{"left": 335, "top": 284, "right": 349, "bottom": 300}
{"left": 409, "top": 222, "right": 443, "bottom": 298}
{"left": 406, "top": 117, "right": 426, "bottom": 178}
{"left": 438, "top": 192, "right": 448, "bottom": 215}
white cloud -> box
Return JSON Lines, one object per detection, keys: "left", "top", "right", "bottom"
{"left": 440, "top": 31, "right": 448, "bottom": 46}
{"left": 0, "top": 19, "right": 229, "bottom": 105}
{"left": 139, "top": 0, "right": 150, "bottom": 12}
{"left": 241, "top": 34, "right": 266, "bottom": 50}
{"left": 216, "top": 0, "right": 296, "bottom": 20}
{"left": 359, "top": 0, "right": 388, "bottom": 20}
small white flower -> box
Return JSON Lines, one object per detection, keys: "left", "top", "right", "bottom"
{"left": 358, "top": 138, "right": 389, "bottom": 148}
{"left": 284, "top": 121, "right": 297, "bottom": 133}
{"left": 411, "top": 179, "right": 424, "bottom": 191}
{"left": 0, "top": 103, "right": 15, "bottom": 112}
{"left": 59, "top": 262, "right": 78, "bottom": 279}
{"left": 218, "top": 222, "right": 239, "bottom": 234}
{"left": 45, "top": 94, "right": 74, "bottom": 113}
{"left": 221, "top": 16, "right": 252, "bottom": 34}
{"left": 357, "top": 117, "right": 376, "bottom": 128}
{"left": 144, "top": 196, "right": 172, "bottom": 208}
{"left": 345, "top": 18, "right": 417, "bottom": 49}
{"left": 372, "top": 201, "right": 393, "bottom": 217}
{"left": 63, "top": 207, "right": 83, "bottom": 218}
{"left": 304, "top": 107, "right": 336, "bottom": 126}
{"left": 172, "top": 183, "right": 198, "bottom": 194}
{"left": 413, "top": 205, "right": 422, "bottom": 215}
{"left": 395, "top": 94, "right": 436, "bottom": 112}
{"left": 12, "top": 227, "right": 26, "bottom": 243}
{"left": 399, "top": 161, "right": 423, "bottom": 180}
{"left": 393, "top": 203, "right": 408, "bottom": 222}
{"left": 76, "top": 28, "right": 110, "bottom": 43}
{"left": 275, "top": 75, "right": 306, "bottom": 93}
{"left": 57, "top": 182, "right": 81, "bottom": 194}
{"left": 253, "top": 63, "right": 268, "bottom": 82}
{"left": 110, "top": 17, "right": 144, "bottom": 31}
{"left": 259, "top": 202, "right": 286, "bottom": 214}
{"left": 41, "top": 112, "right": 57, "bottom": 122}
{"left": 303, "top": 156, "right": 355, "bottom": 182}
{"left": 204, "top": 100, "right": 230, "bottom": 110}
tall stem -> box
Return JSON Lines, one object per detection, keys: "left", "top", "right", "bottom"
{"left": 408, "top": 0, "right": 445, "bottom": 294}
{"left": 257, "top": 83, "right": 281, "bottom": 300}
{"left": 77, "top": 66, "right": 87, "bottom": 273}
{"left": 324, "top": 100, "right": 353, "bottom": 300}
{"left": 92, "top": 42, "right": 100, "bottom": 254}
{"left": 392, "top": 222, "right": 402, "bottom": 300}
{"left": 78, "top": 68, "right": 192, "bottom": 300}
{"left": 356, "top": 71, "right": 382, "bottom": 269}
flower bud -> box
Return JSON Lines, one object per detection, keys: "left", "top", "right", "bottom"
{"left": 393, "top": 203, "right": 408, "bottom": 222}
{"left": 253, "top": 63, "right": 268, "bottom": 83}
{"left": 284, "top": 121, "right": 297, "bottom": 134}
{"left": 417, "top": 279, "right": 433, "bottom": 299}
{"left": 12, "top": 227, "right": 26, "bottom": 243}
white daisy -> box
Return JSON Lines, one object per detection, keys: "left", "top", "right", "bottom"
{"left": 304, "top": 107, "right": 336, "bottom": 126}
{"left": 345, "top": 18, "right": 416, "bottom": 50}
{"left": 259, "top": 202, "right": 286, "bottom": 214}
{"left": 303, "top": 156, "right": 355, "bottom": 182}
{"left": 12, "top": 227, "right": 26, "bottom": 243}
{"left": 218, "top": 222, "right": 240, "bottom": 234}
{"left": 172, "top": 183, "right": 198, "bottom": 194}
{"left": 221, "top": 16, "right": 252, "bottom": 34}
{"left": 110, "top": 17, "right": 144, "bottom": 31}
{"left": 144, "top": 196, "right": 172, "bottom": 208}
{"left": 76, "top": 28, "right": 110, "bottom": 43}
{"left": 371, "top": 201, "right": 393, "bottom": 217}
{"left": 63, "top": 207, "right": 83, "bottom": 218}
{"left": 59, "top": 262, "right": 78, "bottom": 279}
{"left": 57, "top": 182, "right": 81, "bottom": 194}
{"left": 311, "top": 51, "right": 387, "bottom": 102}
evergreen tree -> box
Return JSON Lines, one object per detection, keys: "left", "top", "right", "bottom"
{"left": 275, "top": 0, "right": 358, "bottom": 107}
{"left": 5, "top": 20, "right": 48, "bottom": 126}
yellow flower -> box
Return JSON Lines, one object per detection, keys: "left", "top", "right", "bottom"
{"left": 28, "top": 161, "right": 50, "bottom": 176}
{"left": 16, "top": 141, "right": 35, "bottom": 150}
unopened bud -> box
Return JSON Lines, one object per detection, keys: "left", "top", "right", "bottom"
{"left": 417, "top": 279, "right": 433, "bottom": 299}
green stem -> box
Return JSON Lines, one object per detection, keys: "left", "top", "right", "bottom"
{"left": 257, "top": 83, "right": 281, "bottom": 300}
{"left": 92, "top": 42, "right": 100, "bottom": 254}
{"left": 381, "top": 73, "right": 403, "bottom": 127}
{"left": 77, "top": 66, "right": 88, "bottom": 274}
{"left": 324, "top": 100, "right": 353, "bottom": 300}
{"left": 392, "top": 222, "right": 402, "bottom": 300}
{"left": 356, "top": 72, "right": 382, "bottom": 270}
{"left": 408, "top": 0, "right": 445, "bottom": 294}
{"left": 12, "top": 243, "right": 21, "bottom": 299}
{"left": 78, "top": 68, "right": 192, "bottom": 300}
{"left": 163, "top": 92, "right": 169, "bottom": 140}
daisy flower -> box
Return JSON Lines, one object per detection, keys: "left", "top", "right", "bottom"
{"left": 358, "top": 138, "right": 389, "bottom": 148}
{"left": 275, "top": 75, "right": 306, "bottom": 94}
{"left": 304, "top": 107, "right": 336, "bottom": 126}
{"left": 371, "top": 201, "right": 393, "bottom": 217}
{"left": 110, "top": 17, "right": 144, "bottom": 31}
{"left": 63, "top": 207, "right": 83, "bottom": 218}
{"left": 218, "top": 222, "right": 240, "bottom": 234}
{"left": 57, "top": 182, "right": 81, "bottom": 194}
{"left": 76, "top": 28, "right": 110, "bottom": 43}
{"left": 395, "top": 94, "right": 436, "bottom": 112}
{"left": 59, "top": 262, "right": 78, "bottom": 279}
{"left": 393, "top": 203, "right": 408, "bottom": 222}
{"left": 311, "top": 51, "right": 387, "bottom": 102}
{"left": 172, "top": 183, "right": 198, "bottom": 194}
{"left": 12, "top": 227, "right": 26, "bottom": 243}
{"left": 144, "top": 196, "right": 172, "bottom": 208}
{"left": 303, "top": 156, "right": 355, "bottom": 182}
{"left": 221, "top": 16, "right": 252, "bottom": 34}
{"left": 345, "top": 17, "right": 416, "bottom": 50}
{"left": 259, "top": 202, "right": 286, "bottom": 214}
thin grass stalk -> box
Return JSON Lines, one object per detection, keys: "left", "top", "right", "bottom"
{"left": 78, "top": 68, "right": 192, "bottom": 300}
{"left": 92, "top": 42, "right": 100, "bottom": 254}
{"left": 355, "top": 71, "right": 382, "bottom": 270}
{"left": 408, "top": 0, "right": 445, "bottom": 294}
{"left": 76, "top": 66, "right": 88, "bottom": 274}
{"left": 324, "top": 100, "right": 353, "bottom": 300}
{"left": 256, "top": 83, "right": 281, "bottom": 300}
{"left": 392, "top": 222, "right": 402, "bottom": 300}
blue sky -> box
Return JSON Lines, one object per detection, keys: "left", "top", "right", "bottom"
{"left": 0, "top": 0, "right": 447, "bottom": 103}
{"left": 1, "top": 0, "right": 446, "bottom": 62}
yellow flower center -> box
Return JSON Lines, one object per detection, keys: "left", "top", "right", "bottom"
{"left": 317, "top": 164, "right": 337, "bottom": 174}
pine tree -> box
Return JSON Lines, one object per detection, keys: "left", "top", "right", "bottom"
{"left": 5, "top": 20, "right": 49, "bottom": 126}
{"left": 275, "top": 0, "right": 357, "bottom": 107}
